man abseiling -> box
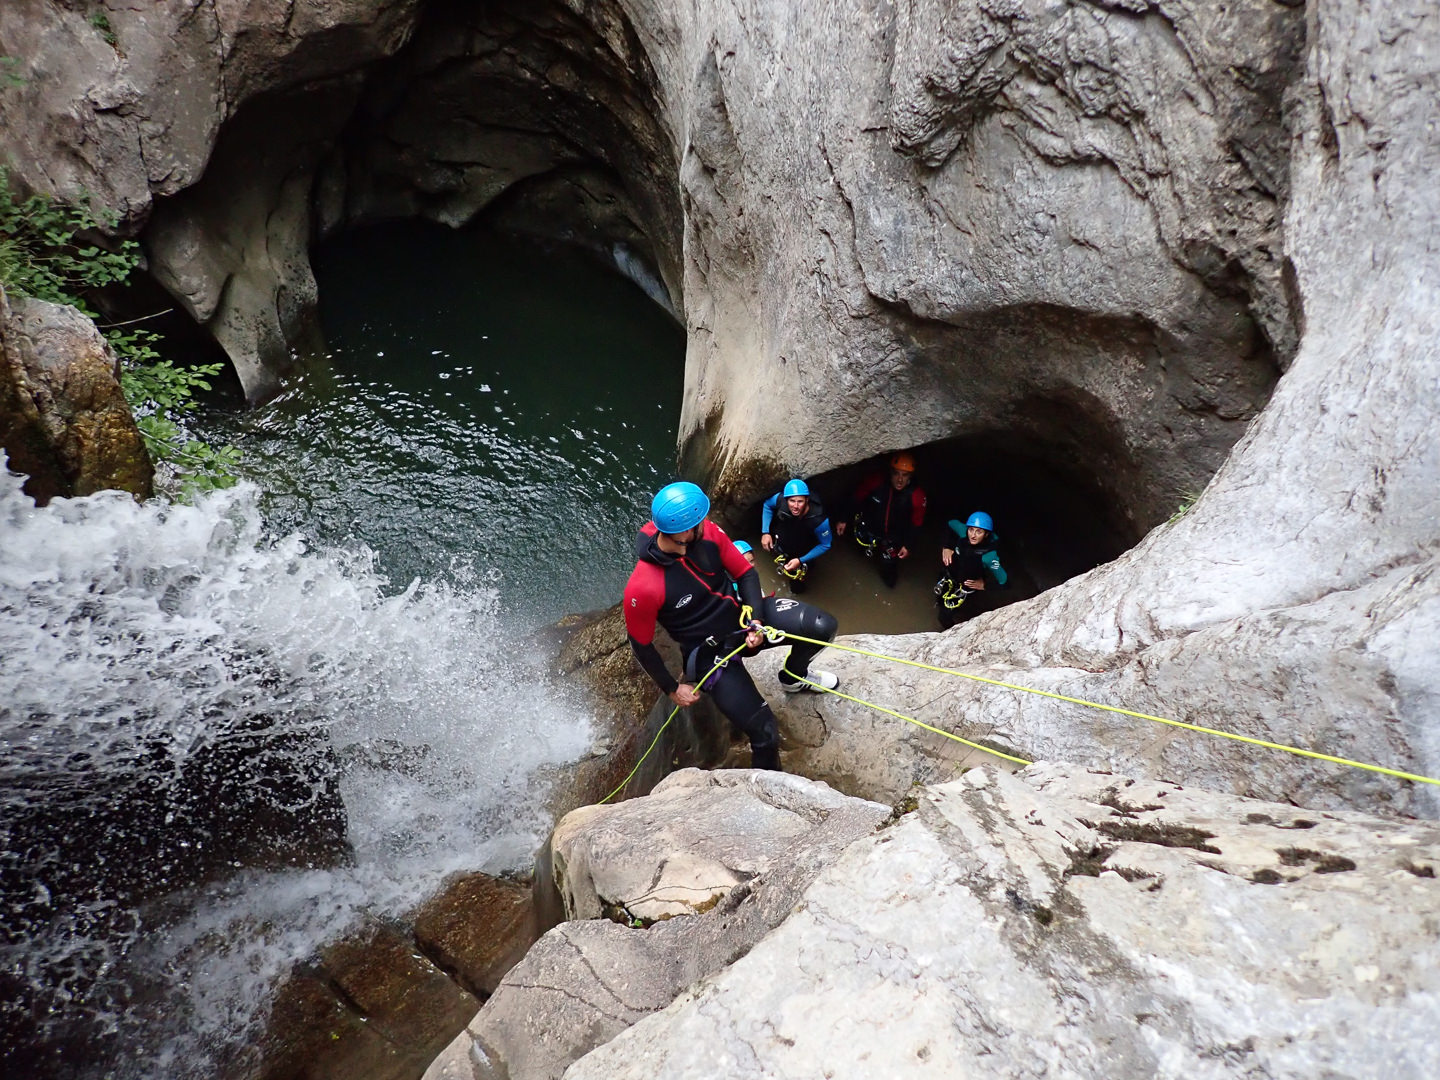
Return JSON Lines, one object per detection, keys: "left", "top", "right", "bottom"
{"left": 623, "top": 482, "right": 840, "bottom": 771}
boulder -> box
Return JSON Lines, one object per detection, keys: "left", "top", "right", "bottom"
{"left": 565, "top": 763, "right": 1440, "bottom": 1080}
{"left": 0, "top": 288, "right": 152, "bottom": 502}
{"left": 424, "top": 769, "right": 890, "bottom": 1080}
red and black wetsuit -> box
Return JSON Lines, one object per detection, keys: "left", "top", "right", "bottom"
{"left": 845, "top": 473, "right": 927, "bottom": 552}
{"left": 623, "top": 520, "right": 762, "bottom": 695}
{"left": 623, "top": 519, "right": 838, "bottom": 769}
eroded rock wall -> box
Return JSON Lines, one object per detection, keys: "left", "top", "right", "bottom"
{"left": 662, "top": 0, "right": 1300, "bottom": 529}
{"left": 762, "top": 0, "right": 1440, "bottom": 818}
{"left": 0, "top": 0, "right": 425, "bottom": 400}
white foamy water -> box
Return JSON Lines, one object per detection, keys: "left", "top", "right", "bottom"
{"left": 0, "top": 464, "right": 592, "bottom": 1077}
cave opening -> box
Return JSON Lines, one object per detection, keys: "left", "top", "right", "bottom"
{"left": 736, "top": 431, "right": 1142, "bottom": 637}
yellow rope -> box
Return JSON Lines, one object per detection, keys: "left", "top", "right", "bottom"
{"left": 597, "top": 643, "right": 748, "bottom": 804}
{"left": 780, "top": 671, "right": 1031, "bottom": 766}
{"left": 772, "top": 632, "right": 1440, "bottom": 788}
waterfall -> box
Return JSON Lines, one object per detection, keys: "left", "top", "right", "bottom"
{"left": 0, "top": 462, "right": 592, "bottom": 1076}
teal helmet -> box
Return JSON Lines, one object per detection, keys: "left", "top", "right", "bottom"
{"left": 733, "top": 540, "right": 753, "bottom": 555}
{"left": 966, "top": 511, "right": 994, "bottom": 532}
{"left": 783, "top": 478, "right": 810, "bottom": 498}
{"left": 651, "top": 482, "right": 710, "bottom": 534}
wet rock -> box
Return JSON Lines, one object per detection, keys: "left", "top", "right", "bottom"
{"left": 259, "top": 917, "right": 479, "bottom": 1080}
{"left": 412, "top": 873, "right": 537, "bottom": 999}
{"left": 564, "top": 763, "right": 1440, "bottom": 1080}
{"left": 424, "top": 769, "right": 889, "bottom": 1080}
{"left": 0, "top": 288, "right": 152, "bottom": 503}
{"left": 260, "top": 872, "right": 536, "bottom": 1080}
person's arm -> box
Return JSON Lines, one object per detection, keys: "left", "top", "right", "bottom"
{"left": 982, "top": 549, "right": 1008, "bottom": 587}
{"left": 624, "top": 570, "right": 679, "bottom": 695}
{"left": 903, "top": 487, "right": 928, "bottom": 550}
{"left": 837, "top": 473, "right": 881, "bottom": 535}
{"left": 760, "top": 492, "right": 778, "bottom": 535}
{"left": 797, "top": 518, "right": 833, "bottom": 563}
{"left": 628, "top": 636, "right": 679, "bottom": 695}
{"left": 735, "top": 566, "right": 764, "bottom": 616}
{"left": 941, "top": 517, "right": 963, "bottom": 566}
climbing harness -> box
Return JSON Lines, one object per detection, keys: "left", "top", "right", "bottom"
{"left": 774, "top": 551, "right": 809, "bottom": 582}
{"left": 933, "top": 576, "right": 973, "bottom": 610}
{"left": 851, "top": 518, "right": 896, "bottom": 560}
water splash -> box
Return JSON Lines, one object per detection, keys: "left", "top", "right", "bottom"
{"left": 0, "top": 464, "right": 592, "bottom": 1076}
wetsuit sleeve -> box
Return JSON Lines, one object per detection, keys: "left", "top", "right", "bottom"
{"left": 735, "top": 567, "right": 764, "bottom": 618}
{"left": 838, "top": 473, "right": 880, "bottom": 522}
{"left": 628, "top": 638, "right": 679, "bottom": 695}
{"left": 946, "top": 518, "right": 965, "bottom": 544}
{"left": 905, "top": 487, "right": 928, "bottom": 548}
{"left": 799, "top": 518, "right": 832, "bottom": 563}
{"left": 981, "top": 550, "right": 1008, "bottom": 587}
{"left": 624, "top": 567, "right": 678, "bottom": 694}
{"left": 761, "top": 492, "right": 779, "bottom": 533}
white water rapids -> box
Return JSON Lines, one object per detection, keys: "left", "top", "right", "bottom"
{"left": 0, "top": 463, "right": 593, "bottom": 1077}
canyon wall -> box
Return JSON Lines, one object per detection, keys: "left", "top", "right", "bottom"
{"left": 1, "top": 1, "right": 1434, "bottom": 812}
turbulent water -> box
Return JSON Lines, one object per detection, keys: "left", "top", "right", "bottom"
{"left": 1, "top": 224, "right": 687, "bottom": 1077}
{"left": 0, "top": 467, "right": 594, "bottom": 1075}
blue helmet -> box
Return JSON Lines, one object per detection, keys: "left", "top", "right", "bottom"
{"left": 732, "top": 540, "right": 753, "bottom": 555}
{"left": 651, "top": 482, "right": 710, "bottom": 534}
{"left": 966, "top": 511, "right": 994, "bottom": 532}
{"left": 783, "top": 478, "right": 810, "bottom": 498}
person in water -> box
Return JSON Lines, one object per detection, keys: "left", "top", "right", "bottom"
{"left": 624, "top": 482, "right": 840, "bottom": 771}
{"left": 836, "top": 452, "right": 927, "bottom": 587}
{"left": 759, "top": 478, "right": 832, "bottom": 593}
{"left": 935, "top": 511, "right": 1008, "bottom": 628}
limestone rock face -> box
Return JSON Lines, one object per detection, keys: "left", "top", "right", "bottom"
{"left": 756, "top": 0, "right": 1440, "bottom": 821}
{"left": 669, "top": 0, "right": 1297, "bottom": 528}
{"left": 424, "top": 769, "right": 889, "bottom": 1080}
{"left": 0, "top": 0, "right": 422, "bottom": 222}
{"left": 0, "top": 0, "right": 423, "bottom": 401}
{"left": 550, "top": 767, "right": 883, "bottom": 923}
{"left": 564, "top": 764, "right": 1440, "bottom": 1080}
{"left": 0, "top": 288, "right": 152, "bottom": 503}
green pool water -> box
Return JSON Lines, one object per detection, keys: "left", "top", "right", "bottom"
{"left": 199, "top": 222, "right": 686, "bottom": 624}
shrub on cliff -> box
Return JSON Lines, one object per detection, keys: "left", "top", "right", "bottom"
{"left": 0, "top": 167, "right": 239, "bottom": 495}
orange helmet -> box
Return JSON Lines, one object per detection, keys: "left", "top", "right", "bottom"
{"left": 889, "top": 452, "right": 916, "bottom": 473}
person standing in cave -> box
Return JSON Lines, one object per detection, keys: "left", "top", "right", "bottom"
{"left": 759, "top": 478, "right": 832, "bottom": 594}
{"left": 835, "top": 452, "right": 927, "bottom": 587}
{"left": 934, "top": 511, "right": 1008, "bottom": 629}
{"left": 624, "top": 482, "right": 841, "bottom": 771}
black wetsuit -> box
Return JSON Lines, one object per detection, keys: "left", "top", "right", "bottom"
{"left": 937, "top": 524, "right": 1008, "bottom": 628}
{"left": 841, "top": 473, "right": 928, "bottom": 586}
